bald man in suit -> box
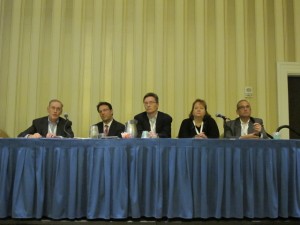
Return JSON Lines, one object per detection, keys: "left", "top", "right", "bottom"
{"left": 224, "top": 99, "right": 268, "bottom": 139}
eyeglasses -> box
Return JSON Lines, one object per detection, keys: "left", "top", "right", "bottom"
{"left": 99, "top": 108, "right": 110, "bottom": 113}
{"left": 144, "top": 101, "right": 157, "bottom": 105}
{"left": 50, "top": 106, "right": 62, "bottom": 112}
{"left": 238, "top": 105, "right": 250, "bottom": 110}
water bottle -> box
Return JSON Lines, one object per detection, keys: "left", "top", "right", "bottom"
{"left": 273, "top": 132, "right": 281, "bottom": 139}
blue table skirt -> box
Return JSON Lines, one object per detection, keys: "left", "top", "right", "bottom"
{"left": 0, "top": 138, "right": 300, "bottom": 219}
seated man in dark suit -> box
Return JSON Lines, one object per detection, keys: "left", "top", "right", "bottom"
{"left": 134, "top": 92, "right": 172, "bottom": 138}
{"left": 18, "top": 99, "right": 74, "bottom": 138}
{"left": 94, "top": 101, "right": 125, "bottom": 138}
{"left": 223, "top": 99, "right": 268, "bottom": 139}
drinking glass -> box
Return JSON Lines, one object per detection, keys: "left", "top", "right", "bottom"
{"left": 89, "top": 125, "right": 99, "bottom": 139}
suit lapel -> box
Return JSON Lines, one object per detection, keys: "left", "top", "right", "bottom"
{"left": 155, "top": 112, "right": 160, "bottom": 131}
{"left": 143, "top": 113, "right": 151, "bottom": 130}
{"left": 41, "top": 117, "right": 49, "bottom": 136}
{"left": 56, "top": 119, "right": 65, "bottom": 136}
{"left": 234, "top": 119, "right": 241, "bottom": 136}
{"left": 108, "top": 120, "right": 115, "bottom": 135}
{"left": 98, "top": 122, "right": 104, "bottom": 133}
{"left": 248, "top": 120, "right": 255, "bottom": 134}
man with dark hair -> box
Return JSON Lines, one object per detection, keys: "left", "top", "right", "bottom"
{"left": 18, "top": 99, "right": 74, "bottom": 138}
{"left": 94, "top": 101, "right": 125, "bottom": 138}
{"left": 223, "top": 99, "right": 268, "bottom": 139}
{"left": 134, "top": 92, "right": 172, "bottom": 138}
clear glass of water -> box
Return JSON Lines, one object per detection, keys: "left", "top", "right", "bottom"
{"left": 89, "top": 125, "right": 99, "bottom": 138}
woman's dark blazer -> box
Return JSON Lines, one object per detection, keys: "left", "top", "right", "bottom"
{"left": 178, "top": 115, "right": 219, "bottom": 138}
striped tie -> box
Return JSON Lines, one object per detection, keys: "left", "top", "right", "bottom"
{"left": 104, "top": 125, "right": 109, "bottom": 136}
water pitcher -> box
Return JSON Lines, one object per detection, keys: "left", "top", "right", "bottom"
{"left": 125, "top": 120, "right": 137, "bottom": 138}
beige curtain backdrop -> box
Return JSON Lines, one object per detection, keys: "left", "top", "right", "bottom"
{"left": 0, "top": 0, "right": 299, "bottom": 138}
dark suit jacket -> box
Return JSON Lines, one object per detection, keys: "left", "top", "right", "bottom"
{"left": 178, "top": 115, "right": 220, "bottom": 138}
{"left": 134, "top": 111, "right": 172, "bottom": 138}
{"left": 94, "top": 119, "right": 125, "bottom": 138}
{"left": 18, "top": 116, "right": 74, "bottom": 138}
{"left": 224, "top": 117, "right": 268, "bottom": 139}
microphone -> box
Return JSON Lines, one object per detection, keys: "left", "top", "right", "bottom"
{"left": 64, "top": 113, "right": 69, "bottom": 120}
{"left": 215, "top": 113, "right": 230, "bottom": 120}
{"left": 216, "top": 113, "right": 233, "bottom": 137}
{"left": 63, "top": 113, "right": 72, "bottom": 138}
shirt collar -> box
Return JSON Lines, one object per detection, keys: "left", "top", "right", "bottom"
{"left": 147, "top": 112, "right": 158, "bottom": 121}
{"left": 104, "top": 119, "right": 113, "bottom": 127}
{"left": 239, "top": 118, "right": 250, "bottom": 125}
{"left": 48, "top": 117, "right": 59, "bottom": 124}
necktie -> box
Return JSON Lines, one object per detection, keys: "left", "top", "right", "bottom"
{"left": 104, "top": 125, "right": 109, "bottom": 136}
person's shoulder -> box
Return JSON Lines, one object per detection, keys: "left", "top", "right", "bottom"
{"left": 204, "top": 114, "right": 213, "bottom": 120}
{"left": 180, "top": 118, "right": 192, "bottom": 126}
{"left": 57, "top": 117, "right": 72, "bottom": 125}
{"left": 33, "top": 116, "right": 48, "bottom": 123}
{"left": 182, "top": 117, "right": 191, "bottom": 123}
{"left": 205, "top": 115, "right": 218, "bottom": 123}
{"left": 224, "top": 118, "right": 236, "bottom": 125}
{"left": 59, "top": 116, "right": 68, "bottom": 122}
{"left": 134, "top": 112, "right": 147, "bottom": 119}
{"left": 112, "top": 119, "right": 125, "bottom": 127}
{"left": 158, "top": 111, "right": 172, "bottom": 119}
{"left": 94, "top": 121, "right": 103, "bottom": 126}
{"left": 252, "top": 117, "right": 263, "bottom": 123}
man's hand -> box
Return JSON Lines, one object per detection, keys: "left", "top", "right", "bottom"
{"left": 253, "top": 123, "right": 262, "bottom": 133}
{"left": 28, "top": 133, "right": 42, "bottom": 138}
{"left": 240, "top": 133, "right": 260, "bottom": 139}
{"left": 46, "top": 133, "right": 56, "bottom": 138}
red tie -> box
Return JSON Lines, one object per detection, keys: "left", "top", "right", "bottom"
{"left": 104, "top": 125, "right": 109, "bottom": 136}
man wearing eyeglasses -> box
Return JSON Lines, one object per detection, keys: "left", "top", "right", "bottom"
{"left": 223, "top": 99, "right": 269, "bottom": 139}
{"left": 134, "top": 92, "right": 172, "bottom": 138}
{"left": 18, "top": 99, "right": 74, "bottom": 138}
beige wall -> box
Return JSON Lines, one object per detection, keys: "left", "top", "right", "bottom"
{"left": 0, "top": 0, "right": 299, "bottom": 138}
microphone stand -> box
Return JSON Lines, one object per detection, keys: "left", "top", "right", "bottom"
{"left": 276, "top": 125, "right": 300, "bottom": 137}
{"left": 63, "top": 115, "right": 72, "bottom": 138}
{"left": 222, "top": 118, "right": 234, "bottom": 138}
